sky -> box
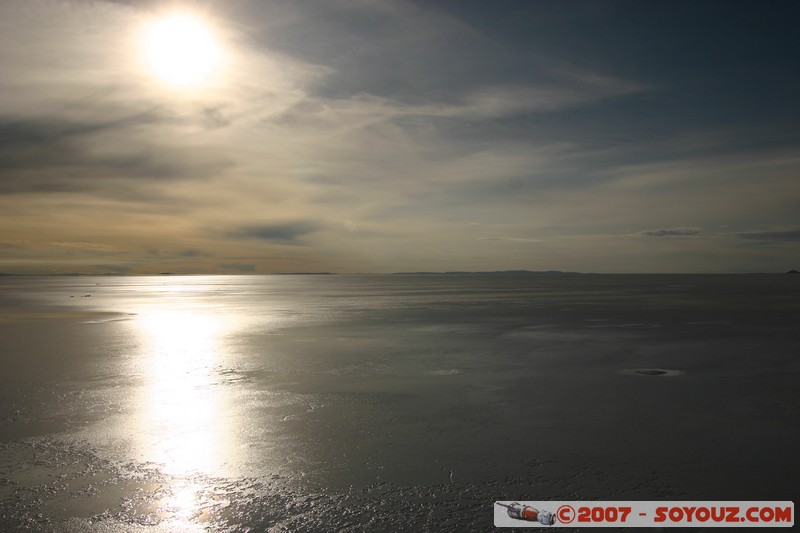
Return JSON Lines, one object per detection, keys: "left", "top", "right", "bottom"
{"left": 1, "top": 0, "right": 798, "bottom": 274}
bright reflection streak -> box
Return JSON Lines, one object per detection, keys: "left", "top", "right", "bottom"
{"left": 136, "top": 308, "right": 227, "bottom": 477}
{"left": 133, "top": 305, "right": 231, "bottom": 526}
{"left": 158, "top": 479, "right": 208, "bottom": 530}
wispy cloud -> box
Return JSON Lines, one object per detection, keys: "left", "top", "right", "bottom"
{"left": 219, "top": 262, "right": 256, "bottom": 272}
{"left": 177, "top": 249, "right": 213, "bottom": 257}
{"left": 228, "top": 222, "right": 320, "bottom": 245}
{"left": 478, "top": 236, "right": 542, "bottom": 243}
{"left": 634, "top": 228, "right": 701, "bottom": 237}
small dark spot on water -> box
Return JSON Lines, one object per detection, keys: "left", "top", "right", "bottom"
{"left": 636, "top": 369, "right": 667, "bottom": 376}
{"left": 622, "top": 368, "right": 684, "bottom": 377}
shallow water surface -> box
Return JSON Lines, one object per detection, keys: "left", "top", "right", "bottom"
{"left": 1, "top": 274, "right": 798, "bottom": 531}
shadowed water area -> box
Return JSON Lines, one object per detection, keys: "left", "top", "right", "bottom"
{"left": 1, "top": 274, "right": 798, "bottom": 531}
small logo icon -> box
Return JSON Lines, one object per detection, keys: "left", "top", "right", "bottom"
{"left": 495, "top": 502, "right": 556, "bottom": 525}
{"left": 557, "top": 504, "right": 575, "bottom": 524}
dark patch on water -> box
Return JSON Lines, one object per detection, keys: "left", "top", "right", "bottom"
{"left": 622, "top": 368, "right": 684, "bottom": 377}
{"left": 635, "top": 369, "right": 668, "bottom": 375}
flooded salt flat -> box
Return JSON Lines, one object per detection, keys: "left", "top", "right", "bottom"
{"left": 1, "top": 274, "right": 799, "bottom": 531}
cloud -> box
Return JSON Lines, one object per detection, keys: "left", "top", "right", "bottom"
{"left": 177, "top": 249, "right": 213, "bottom": 257}
{"left": 738, "top": 230, "right": 800, "bottom": 242}
{"left": 478, "top": 236, "right": 542, "bottom": 243}
{"left": 219, "top": 262, "right": 255, "bottom": 272}
{"left": 0, "top": 112, "right": 234, "bottom": 198}
{"left": 228, "top": 222, "right": 320, "bottom": 245}
{"left": 253, "top": 0, "right": 643, "bottom": 111}
{"left": 203, "top": 107, "right": 231, "bottom": 129}
{"left": 635, "top": 228, "right": 701, "bottom": 237}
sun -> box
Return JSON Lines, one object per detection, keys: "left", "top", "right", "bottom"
{"left": 142, "top": 14, "right": 222, "bottom": 87}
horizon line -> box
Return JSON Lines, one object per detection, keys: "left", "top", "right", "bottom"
{"left": 2, "top": 270, "right": 798, "bottom": 277}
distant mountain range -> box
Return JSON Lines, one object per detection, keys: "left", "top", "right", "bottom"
{"left": 391, "top": 270, "right": 581, "bottom": 275}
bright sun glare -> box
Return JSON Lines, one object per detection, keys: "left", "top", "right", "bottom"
{"left": 143, "top": 14, "right": 222, "bottom": 87}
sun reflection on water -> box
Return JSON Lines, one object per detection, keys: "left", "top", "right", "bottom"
{"left": 134, "top": 304, "right": 232, "bottom": 524}
{"left": 157, "top": 479, "right": 209, "bottom": 530}
{"left": 139, "top": 310, "right": 225, "bottom": 475}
